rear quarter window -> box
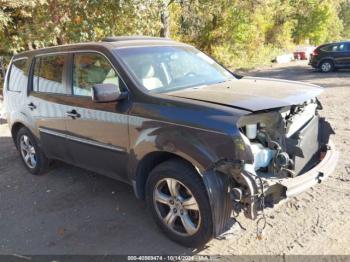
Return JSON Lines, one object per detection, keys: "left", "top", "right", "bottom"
{"left": 7, "top": 58, "right": 29, "bottom": 92}
{"left": 320, "top": 45, "right": 333, "bottom": 52}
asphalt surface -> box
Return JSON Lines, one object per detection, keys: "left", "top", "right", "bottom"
{"left": 0, "top": 61, "right": 349, "bottom": 256}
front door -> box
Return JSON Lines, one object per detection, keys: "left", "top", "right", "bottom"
{"left": 64, "top": 52, "right": 129, "bottom": 181}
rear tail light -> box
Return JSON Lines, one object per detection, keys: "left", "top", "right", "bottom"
{"left": 312, "top": 49, "right": 319, "bottom": 56}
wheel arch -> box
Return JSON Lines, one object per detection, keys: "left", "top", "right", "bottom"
{"left": 10, "top": 121, "right": 40, "bottom": 148}
{"left": 132, "top": 151, "right": 203, "bottom": 200}
{"left": 11, "top": 121, "right": 26, "bottom": 147}
{"left": 318, "top": 57, "right": 335, "bottom": 67}
{"left": 135, "top": 151, "right": 241, "bottom": 238}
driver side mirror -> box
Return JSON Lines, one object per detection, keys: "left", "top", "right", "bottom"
{"left": 92, "top": 83, "right": 128, "bottom": 103}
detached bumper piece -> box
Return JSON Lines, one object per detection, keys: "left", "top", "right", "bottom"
{"left": 278, "top": 140, "right": 338, "bottom": 197}
{"left": 203, "top": 170, "right": 233, "bottom": 237}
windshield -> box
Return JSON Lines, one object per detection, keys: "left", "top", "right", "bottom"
{"left": 114, "top": 46, "right": 235, "bottom": 93}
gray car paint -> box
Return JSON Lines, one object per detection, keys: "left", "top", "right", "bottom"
{"left": 166, "top": 77, "right": 323, "bottom": 112}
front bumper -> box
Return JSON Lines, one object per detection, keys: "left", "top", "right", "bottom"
{"left": 229, "top": 140, "right": 338, "bottom": 220}
{"left": 277, "top": 140, "right": 338, "bottom": 197}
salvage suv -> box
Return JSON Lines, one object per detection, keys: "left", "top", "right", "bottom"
{"left": 3, "top": 36, "right": 338, "bottom": 247}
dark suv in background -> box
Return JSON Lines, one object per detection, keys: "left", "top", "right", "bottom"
{"left": 3, "top": 36, "right": 338, "bottom": 247}
{"left": 309, "top": 41, "right": 350, "bottom": 72}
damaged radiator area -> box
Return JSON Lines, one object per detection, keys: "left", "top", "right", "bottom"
{"left": 226, "top": 99, "right": 335, "bottom": 221}
{"left": 203, "top": 97, "right": 336, "bottom": 237}
{"left": 238, "top": 99, "right": 326, "bottom": 179}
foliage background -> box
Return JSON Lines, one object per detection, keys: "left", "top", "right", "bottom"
{"left": 0, "top": 0, "right": 349, "bottom": 72}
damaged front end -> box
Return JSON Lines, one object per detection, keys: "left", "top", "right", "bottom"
{"left": 205, "top": 98, "right": 338, "bottom": 234}
{"left": 239, "top": 98, "right": 338, "bottom": 217}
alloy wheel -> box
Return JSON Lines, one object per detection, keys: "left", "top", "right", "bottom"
{"left": 19, "top": 134, "right": 37, "bottom": 169}
{"left": 321, "top": 62, "right": 332, "bottom": 72}
{"left": 153, "top": 178, "right": 201, "bottom": 236}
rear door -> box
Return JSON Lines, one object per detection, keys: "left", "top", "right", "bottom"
{"left": 28, "top": 53, "right": 71, "bottom": 161}
{"left": 64, "top": 52, "right": 130, "bottom": 181}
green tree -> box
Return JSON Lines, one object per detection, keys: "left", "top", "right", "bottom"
{"left": 1, "top": 0, "right": 350, "bottom": 69}
{"left": 292, "top": 0, "right": 343, "bottom": 45}
{"left": 340, "top": 0, "right": 350, "bottom": 38}
{"left": 0, "top": 0, "right": 41, "bottom": 53}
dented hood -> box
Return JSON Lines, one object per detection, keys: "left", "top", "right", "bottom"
{"left": 166, "top": 77, "right": 323, "bottom": 112}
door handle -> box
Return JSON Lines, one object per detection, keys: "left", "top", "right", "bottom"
{"left": 66, "top": 109, "right": 81, "bottom": 119}
{"left": 28, "top": 102, "right": 36, "bottom": 110}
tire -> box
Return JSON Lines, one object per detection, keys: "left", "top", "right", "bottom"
{"left": 319, "top": 60, "right": 334, "bottom": 73}
{"left": 146, "top": 159, "right": 213, "bottom": 248}
{"left": 16, "top": 127, "right": 50, "bottom": 175}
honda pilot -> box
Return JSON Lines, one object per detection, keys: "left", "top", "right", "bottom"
{"left": 3, "top": 36, "right": 338, "bottom": 247}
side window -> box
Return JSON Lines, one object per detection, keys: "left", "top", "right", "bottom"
{"left": 73, "top": 53, "right": 122, "bottom": 97}
{"left": 8, "top": 58, "right": 28, "bottom": 92}
{"left": 338, "top": 43, "right": 347, "bottom": 51}
{"left": 331, "top": 45, "right": 339, "bottom": 52}
{"left": 321, "top": 45, "right": 332, "bottom": 52}
{"left": 33, "top": 55, "right": 67, "bottom": 94}
{"left": 330, "top": 44, "right": 347, "bottom": 52}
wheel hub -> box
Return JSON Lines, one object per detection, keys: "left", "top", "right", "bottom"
{"left": 169, "top": 198, "right": 184, "bottom": 213}
{"left": 153, "top": 178, "right": 201, "bottom": 236}
{"left": 322, "top": 62, "right": 331, "bottom": 72}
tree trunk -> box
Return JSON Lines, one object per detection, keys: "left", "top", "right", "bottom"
{"left": 160, "top": 0, "right": 174, "bottom": 38}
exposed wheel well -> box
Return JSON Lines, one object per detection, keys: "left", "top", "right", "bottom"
{"left": 11, "top": 122, "right": 25, "bottom": 146}
{"left": 319, "top": 59, "right": 334, "bottom": 66}
{"left": 134, "top": 151, "right": 199, "bottom": 199}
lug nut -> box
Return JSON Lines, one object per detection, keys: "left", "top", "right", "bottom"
{"left": 173, "top": 208, "right": 177, "bottom": 213}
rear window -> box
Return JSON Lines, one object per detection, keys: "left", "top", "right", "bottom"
{"left": 33, "top": 55, "right": 67, "bottom": 94}
{"left": 7, "top": 58, "right": 28, "bottom": 92}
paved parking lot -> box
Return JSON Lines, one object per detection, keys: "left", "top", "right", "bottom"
{"left": 0, "top": 61, "right": 349, "bottom": 255}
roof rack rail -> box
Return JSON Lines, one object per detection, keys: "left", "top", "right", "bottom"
{"left": 101, "top": 36, "right": 171, "bottom": 42}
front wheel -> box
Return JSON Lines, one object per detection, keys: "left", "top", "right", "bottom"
{"left": 146, "top": 159, "right": 213, "bottom": 248}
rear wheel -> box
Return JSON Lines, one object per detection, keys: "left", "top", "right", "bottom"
{"left": 146, "top": 159, "right": 213, "bottom": 248}
{"left": 319, "top": 60, "right": 334, "bottom": 73}
{"left": 16, "top": 127, "right": 50, "bottom": 175}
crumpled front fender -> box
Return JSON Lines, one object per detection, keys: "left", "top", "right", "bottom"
{"left": 202, "top": 160, "right": 260, "bottom": 237}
